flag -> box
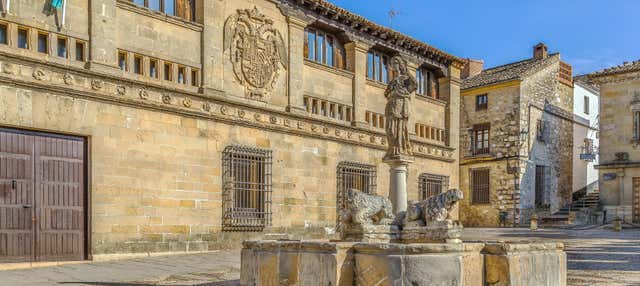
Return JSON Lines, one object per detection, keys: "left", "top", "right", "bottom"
{"left": 51, "top": 0, "right": 63, "bottom": 9}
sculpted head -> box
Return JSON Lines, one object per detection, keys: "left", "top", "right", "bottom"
{"left": 445, "top": 189, "right": 464, "bottom": 206}
{"left": 390, "top": 55, "right": 408, "bottom": 76}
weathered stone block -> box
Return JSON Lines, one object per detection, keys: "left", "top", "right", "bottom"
{"left": 483, "top": 242, "right": 566, "bottom": 286}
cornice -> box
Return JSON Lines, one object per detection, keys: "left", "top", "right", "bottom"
{"left": 590, "top": 71, "right": 640, "bottom": 85}
{"left": 0, "top": 54, "right": 456, "bottom": 162}
{"left": 276, "top": 0, "right": 464, "bottom": 68}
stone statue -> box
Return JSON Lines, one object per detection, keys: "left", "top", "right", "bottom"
{"left": 384, "top": 55, "right": 417, "bottom": 160}
{"left": 339, "top": 189, "right": 395, "bottom": 228}
{"left": 402, "top": 189, "right": 463, "bottom": 227}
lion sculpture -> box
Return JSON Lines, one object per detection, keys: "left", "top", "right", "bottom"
{"left": 340, "top": 189, "right": 395, "bottom": 228}
{"left": 403, "top": 189, "right": 463, "bottom": 227}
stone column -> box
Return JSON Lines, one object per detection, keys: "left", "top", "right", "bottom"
{"left": 200, "top": 0, "right": 224, "bottom": 93}
{"left": 439, "top": 65, "right": 462, "bottom": 190}
{"left": 285, "top": 15, "right": 312, "bottom": 115}
{"left": 88, "top": 0, "right": 119, "bottom": 74}
{"left": 385, "top": 158, "right": 413, "bottom": 214}
{"left": 346, "top": 40, "right": 371, "bottom": 128}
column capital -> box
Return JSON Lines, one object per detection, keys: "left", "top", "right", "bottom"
{"left": 278, "top": 3, "right": 315, "bottom": 28}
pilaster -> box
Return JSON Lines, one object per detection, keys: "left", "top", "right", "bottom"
{"left": 88, "top": 0, "right": 120, "bottom": 74}
{"left": 201, "top": 0, "right": 224, "bottom": 93}
{"left": 440, "top": 65, "right": 462, "bottom": 190}
{"left": 348, "top": 40, "right": 371, "bottom": 128}
{"left": 285, "top": 15, "right": 313, "bottom": 115}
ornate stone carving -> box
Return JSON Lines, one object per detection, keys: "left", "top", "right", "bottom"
{"left": 63, "top": 73, "right": 74, "bottom": 85}
{"left": 182, "top": 98, "right": 192, "bottom": 108}
{"left": 340, "top": 189, "right": 395, "bottom": 228}
{"left": 139, "top": 87, "right": 149, "bottom": 99}
{"left": 384, "top": 56, "right": 417, "bottom": 160}
{"left": 33, "top": 69, "right": 46, "bottom": 81}
{"left": 237, "top": 110, "right": 246, "bottom": 118}
{"left": 116, "top": 85, "right": 127, "bottom": 96}
{"left": 91, "top": 79, "right": 104, "bottom": 90}
{"left": 220, "top": 106, "right": 229, "bottom": 115}
{"left": 402, "top": 189, "right": 463, "bottom": 227}
{"left": 2, "top": 63, "right": 16, "bottom": 75}
{"left": 162, "top": 94, "right": 172, "bottom": 104}
{"left": 202, "top": 102, "right": 211, "bottom": 112}
{"left": 224, "top": 7, "right": 287, "bottom": 99}
{"left": 269, "top": 116, "right": 277, "bottom": 124}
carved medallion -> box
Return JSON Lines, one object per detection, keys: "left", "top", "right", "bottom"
{"left": 237, "top": 110, "right": 246, "bottom": 118}
{"left": 63, "top": 73, "right": 74, "bottom": 85}
{"left": 162, "top": 95, "right": 172, "bottom": 104}
{"left": 269, "top": 116, "right": 277, "bottom": 124}
{"left": 224, "top": 7, "right": 287, "bottom": 100}
{"left": 91, "top": 79, "right": 104, "bottom": 91}
{"left": 139, "top": 87, "right": 149, "bottom": 99}
{"left": 33, "top": 69, "right": 46, "bottom": 81}
{"left": 221, "top": 106, "right": 229, "bottom": 115}
{"left": 182, "top": 98, "right": 192, "bottom": 108}
{"left": 116, "top": 85, "right": 127, "bottom": 95}
{"left": 202, "top": 102, "right": 211, "bottom": 112}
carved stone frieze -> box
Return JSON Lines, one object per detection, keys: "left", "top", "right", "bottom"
{"left": 224, "top": 7, "right": 287, "bottom": 100}
{"left": 2, "top": 63, "right": 16, "bottom": 75}
{"left": 162, "top": 94, "right": 172, "bottom": 104}
{"left": 63, "top": 73, "right": 74, "bottom": 85}
{"left": 139, "top": 87, "right": 149, "bottom": 99}
{"left": 182, "top": 98, "right": 192, "bottom": 108}
{"left": 116, "top": 85, "right": 126, "bottom": 95}
{"left": 202, "top": 102, "right": 211, "bottom": 112}
{"left": 91, "top": 79, "right": 103, "bottom": 90}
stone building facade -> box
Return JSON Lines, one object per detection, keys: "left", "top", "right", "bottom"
{"left": 459, "top": 44, "right": 574, "bottom": 227}
{"left": 572, "top": 76, "right": 599, "bottom": 195}
{"left": 591, "top": 61, "right": 640, "bottom": 223}
{"left": 0, "top": 0, "right": 462, "bottom": 261}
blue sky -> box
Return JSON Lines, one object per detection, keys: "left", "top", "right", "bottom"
{"left": 328, "top": 0, "right": 640, "bottom": 75}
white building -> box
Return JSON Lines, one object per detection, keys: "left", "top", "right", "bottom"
{"left": 573, "top": 75, "right": 600, "bottom": 195}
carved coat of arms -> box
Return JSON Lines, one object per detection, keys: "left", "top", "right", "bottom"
{"left": 224, "top": 7, "right": 287, "bottom": 100}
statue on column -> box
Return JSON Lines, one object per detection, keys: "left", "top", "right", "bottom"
{"left": 384, "top": 56, "right": 417, "bottom": 160}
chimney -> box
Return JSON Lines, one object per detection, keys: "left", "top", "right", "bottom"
{"left": 534, "top": 43, "right": 548, "bottom": 60}
{"left": 461, "top": 59, "right": 484, "bottom": 79}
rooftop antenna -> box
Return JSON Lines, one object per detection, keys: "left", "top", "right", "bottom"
{"left": 388, "top": 8, "right": 400, "bottom": 28}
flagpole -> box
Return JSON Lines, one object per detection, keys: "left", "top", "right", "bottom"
{"left": 61, "top": 0, "right": 67, "bottom": 26}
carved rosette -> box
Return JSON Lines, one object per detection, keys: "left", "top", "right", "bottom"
{"left": 224, "top": 7, "right": 287, "bottom": 100}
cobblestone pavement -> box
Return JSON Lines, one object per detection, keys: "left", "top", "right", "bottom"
{"left": 0, "top": 228, "right": 638, "bottom": 286}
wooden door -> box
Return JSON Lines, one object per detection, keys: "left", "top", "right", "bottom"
{"left": 633, "top": 178, "right": 640, "bottom": 224}
{"left": 35, "top": 136, "right": 85, "bottom": 262}
{"left": 0, "top": 128, "right": 85, "bottom": 262}
{"left": 0, "top": 131, "right": 35, "bottom": 263}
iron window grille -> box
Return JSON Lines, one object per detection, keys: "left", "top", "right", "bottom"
{"left": 419, "top": 174, "right": 449, "bottom": 200}
{"left": 336, "top": 162, "right": 377, "bottom": 223}
{"left": 471, "top": 169, "right": 490, "bottom": 204}
{"left": 222, "top": 145, "right": 272, "bottom": 231}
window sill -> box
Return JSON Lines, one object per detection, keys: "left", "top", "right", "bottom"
{"left": 366, "top": 79, "right": 387, "bottom": 90}
{"left": 303, "top": 59, "right": 354, "bottom": 79}
{"left": 116, "top": 0, "right": 203, "bottom": 32}
{"left": 415, "top": 95, "right": 447, "bottom": 106}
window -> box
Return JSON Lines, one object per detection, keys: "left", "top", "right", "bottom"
{"left": 75, "top": 41, "right": 86, "bottom": 61}
{"left": 584, "top": 96, "right": 590, "bottom": 115}
{"left": 416, "top": 68, "right": 439, "bottom": 98}
{"left": 222, "top": 145, "right": 272, "bottom": 231}
{"left": 337, "top": 162, "right": 376, "bottom": 222}
{"left": 304, "top": 28, "right": 346, "bottom": 69}
{"left": 471, "top": 123, "right": 490, "bottom": 155}
{"left": 131, "top": 0, "right": 193, "bottom": 20}
{"left": 118, "top": 51, "right": 127, "bottom": 71}
{"left": 17, "top": 28, "right": 29, "bottom": 49}
{"left": 37, "top": 32, "right": 49, "bottom": 54}
{"left": 164, "top": 63, "right": 173, "bottom": 81}
{"left": 476, "top": 94, "right": 488, "bottom": 111}
{"left": 191, "top": 69, "right": 199, "bottom": 86}
{"left": 0, "top": 23, "right": 7, "bottom": 45}
{"left": 133, "top": 55, "right": 143, "bottom": 75}
{"left": 367, "top": 50, "right": 390, "bottom": 84}
{"left": 536, "top": 119, "right": 547, "bottom": 142}
{"left": 471, "top": 169, "right": 490, "bottom": 204}
{"left": 419, "top": 174, "right": 449, "bottom": 200}
{"left": 57, "top": 37, "right": 68, "bottom": 58}
{"left": 177, "top": 66, "right": 186, "bottom": 84}
{"left": 149, "top": 59, "right": 158, "bottom": 78}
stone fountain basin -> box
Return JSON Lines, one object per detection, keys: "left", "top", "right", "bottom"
{"left": 240, "top": 240, "right": 566, "bottom": 286}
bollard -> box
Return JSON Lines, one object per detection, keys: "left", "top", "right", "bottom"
{"left": 613, "top": 216, "right": 622, "bottom": 232}
{"left": 530, "top": 213, "right": 538, "bottom": 230}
